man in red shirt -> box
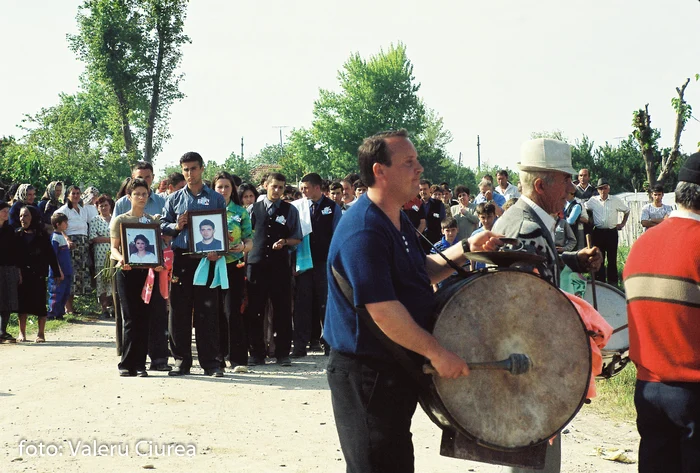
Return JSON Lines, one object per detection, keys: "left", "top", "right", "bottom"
{"left": 623, "top": 152, "right": 700, "bottom": 473}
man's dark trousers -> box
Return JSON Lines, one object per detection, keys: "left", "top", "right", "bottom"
{"left": 247, "top": 262, "right": 292, "bottom": 360}
{"left": 168, "top": 250, "right": 221, "bottom": 371}
{"left": 592, "top": 227, "right": 619, "bottom": 284}
{"left": 293, "top": 264, "right": 328, "bottom": 350}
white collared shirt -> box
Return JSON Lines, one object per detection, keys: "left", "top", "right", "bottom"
{"left": 520, "top": 195, "right": 556, "bottom": 239}
{"left": 670, "top": 209, "right": 700, "bottom": 222}
{"left": 585, "top": 195, "right": 630, "bottom": 229}
{"left": 494, "top": 182, "right": 521, "bottom": 201}
{"left": 56, "top": 203, "right": 89, "bottom": 236}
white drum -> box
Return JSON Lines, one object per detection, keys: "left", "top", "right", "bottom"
{"left": 582, "top": 282, "right": 630, "bottom": 378}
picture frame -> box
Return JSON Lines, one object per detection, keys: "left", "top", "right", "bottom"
{"left": 187, "top": 208, "right": 229, "bottom": 255}
{"left": 120, "top": 223, "right": 163, "bottom": 268}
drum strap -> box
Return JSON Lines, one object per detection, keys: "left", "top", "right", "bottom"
{"left": 331, "top": 266, "right": 427, "bottom": 385}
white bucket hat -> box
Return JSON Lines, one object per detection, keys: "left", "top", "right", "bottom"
{"left": 517, "top": 138, "right": 576, "bottom": 176}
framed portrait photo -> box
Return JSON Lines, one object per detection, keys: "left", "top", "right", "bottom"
{"left": 120, "top": 223, "right": 163, "bottom": 268}
{"left": 188, "top": 208, "right": 229, "bottom": 255}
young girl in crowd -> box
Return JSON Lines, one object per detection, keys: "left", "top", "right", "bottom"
{"left": 110, "top": 178, "right": 163, "bottom": 377}
{"left": 16, "top": 205, "right": 61, "bottom": 343}
{"left": 0, "top": 202, "right": 21, "bottom": 343}
{"left": 212, "top": 171, "right": 253, "bottom": 373}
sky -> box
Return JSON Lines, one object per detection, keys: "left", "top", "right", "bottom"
{"left": 2, "top": 0, "right": 700, "bottom": 180}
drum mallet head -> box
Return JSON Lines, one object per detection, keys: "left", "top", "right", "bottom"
{"left": 505, "top": 353, "right": 532, "bottom": 375}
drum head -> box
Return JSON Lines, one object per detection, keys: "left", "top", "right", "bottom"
{"left": 432, "top": 271, "right": 591, "bottom": 450}
{"left": 582, "top": 282, "right": 629, "bottom": 352}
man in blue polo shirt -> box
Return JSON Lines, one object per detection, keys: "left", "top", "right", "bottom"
{"left": 325, "top": 129, "right": 494, "bottom": 473}
{"left": 160, "top": 152, "right": 226, "bottom": 377}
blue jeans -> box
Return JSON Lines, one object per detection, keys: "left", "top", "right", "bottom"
{"left": 635, "top": 379, "right": 700, "bottom": 473}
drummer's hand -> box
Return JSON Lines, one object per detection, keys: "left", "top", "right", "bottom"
{"left": 430, "top": 349, "right": 470, "bottom": 379}
{"left": 577, "top": 246, "right": 602, "bottom": 273}
{"left": 466, "top": 231, "right": 505, "bottom": 252}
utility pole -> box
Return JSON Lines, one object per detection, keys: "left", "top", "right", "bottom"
{"left": 458, "top": 151, "right": 462, "bottom": 167}
{"left": 477, "top": 135, "right": 481, "bottom": 170}
{"left": 272, "top": 126, "right": 290, "bottom": 157}
{"left": 241, "top": 137, "right": 244, "bottom": 159}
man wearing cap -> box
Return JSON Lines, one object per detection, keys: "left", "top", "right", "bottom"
{"left": 623, "top": 152, "right": 700, "bottom": 473}
{"left": 584, "top": 179, "right": 630, "bottom": 285}
{"left": 493, "top": 138, "right": 602, "bottom": 473}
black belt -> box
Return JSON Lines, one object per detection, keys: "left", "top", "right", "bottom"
{"left": 594, "top": 227, "right": 617, "bottom": 231}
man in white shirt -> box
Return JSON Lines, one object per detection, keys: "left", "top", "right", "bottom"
{"left": 584, "top": 178, "right": 630, "bottom": 285}
{"left": 640, "top": 184, "right": 673, "bottom": 231}
{"left": 495, "top": 169, "right": 521, "bottom": 201}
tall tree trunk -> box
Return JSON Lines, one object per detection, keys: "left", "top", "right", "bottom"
{"left": 115, "top": 89, "right": 136, "bottom": 160}
{"left": 144, "top": 19, "right": 165, "bottom": 164}
{"left": 633, "top": 104, "right": 657, "bottom": 189}
{"left": 658, "top": 77, "right": 690, "bottom": 187}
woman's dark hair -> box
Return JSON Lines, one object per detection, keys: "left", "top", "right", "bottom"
{"left": 127, "top": 178, "right": 149, "bottom": 195}
{"left": 116, "top": 177, "right": 132, "bottom": 200}
{"left": 65, "top": 185, "right": 81, "bottom": 210}
{"left": 134, "top": 234, "right": 150, "bottom": 245}
{"left": 6, "top": 183, "right": 19, "bottom": 203}
{"left": 237, "top": 183, "right": 259, "bottom": 203}
{"left": 211, "top": 171, "right": 241, "bottom": 206}
{"left": 95, "top": 194, "right": 115, "bottom": 213}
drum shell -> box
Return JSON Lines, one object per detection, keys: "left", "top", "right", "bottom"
{"left": 422, "top": 269, "right": 592, "bottom": 451}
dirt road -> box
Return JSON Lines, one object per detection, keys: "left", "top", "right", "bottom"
{"left": 1, "top": 319, "right": 639, "bottom": 472}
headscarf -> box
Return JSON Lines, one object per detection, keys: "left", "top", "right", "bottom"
{"left": 14, "top": 184, "right": 34, "bottom": 204}
{"left": 42, "top": 181, "right": 63, "bottom": 205}
{"left": 81, "top": 186, "right": 100, "bottom": 205}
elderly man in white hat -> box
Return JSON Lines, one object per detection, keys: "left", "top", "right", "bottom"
{"left": 493, "top": 138, "right": 602, "bottom": 473}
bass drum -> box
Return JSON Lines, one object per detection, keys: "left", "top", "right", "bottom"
{"left": 582, "top": 282, "right": 630, "bottom": 378}
{"left": 422, "top": 269, "right": 591, "bottom": 451}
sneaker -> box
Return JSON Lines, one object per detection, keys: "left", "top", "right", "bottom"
{"left": 149, "top": 363, "right": 173, "bottom": 372}
{"left": 277, "top": 356, "right": 292, "bottom": 367}
{"left": 204, "top": 368, "right": 224, "bottom": 377}
{"left": 136, "top": 370, "right": 149, "bottom": 377}
{"left": 0, "top": 333, "right": 16, "bottom": 344}
{"left": 247, "top": 356, "right": 265, "bottom": 366}
{"left": 119, "top": 369, "right": 135, "bottom": 377}
{"left": 232, "top": 365, "right": 249, "bottom": 373}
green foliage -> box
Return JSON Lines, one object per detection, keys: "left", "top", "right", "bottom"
{"left": 287, "top": 43, "right": 427, "bottom": 178}
{"left": 0, "top": 89, "right": 130, "bottom": 195}
{"left": 69, "top": 0, "right": 190, "bottom": 162}
{"left": 570, "top": 135, "right": 648, "bottom": 192}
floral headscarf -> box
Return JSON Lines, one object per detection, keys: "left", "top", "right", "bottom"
{"left": 81, "top": 186, "right": 100, "bottom": 205}
{"left": 43, "top": 181, "right": 64, "bottom": 205}
{"left": 14, "top": 184, "right": 34, "bottom": 204}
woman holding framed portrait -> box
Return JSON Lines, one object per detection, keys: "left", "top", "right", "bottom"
{"left": 212, "top": 171, "right": 253, "bottom": 373}
{"left": 109, "top": 178, "right": 164, "bottom": 377}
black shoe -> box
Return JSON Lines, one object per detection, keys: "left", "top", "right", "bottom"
{"left": 277, "top": 356, "right": 292, "bottom": 367}
{"left": 290, "top": 348, "right": 307, "bottom": 358}
{"left": 0, "top": 333, "right": 16, "bottom": 344}
{"left": 309, "top": 341, "right": 323, "bottom": 352}
{"left": 324, "top": 345, "right": 330, "bottom": 356}
{"left": 136, "top": 370, "right": 149, "bottom": 377}
{"left": 168, "top": 367, "right": 190, "bottom": 376}
{"left": 247, "top": 356, "right": 265, "bottom": 366}
{"left": 204, "top": 368, "right": 224, "bottom": 377}
{"left": 119, "top": 369, "right": 135, "bottom": 377}
{"left": 149, "top": 363, "right": 172, "bottom": 372}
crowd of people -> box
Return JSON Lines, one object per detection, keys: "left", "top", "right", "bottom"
{"left": 0, "top": 132, "right": 697, "bottom": 472}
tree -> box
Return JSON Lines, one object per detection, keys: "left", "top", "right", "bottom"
{"left": 69, "top": 0, "right": 190, "bottom": 163}
{"left": 0, "top": 89, "right": 130, "bottom": 195}
{"left": 632, "top": 78, "right": 691, "bottom": 189}
{"left": 287, "top": 43, "right": 427, "bottom": 178}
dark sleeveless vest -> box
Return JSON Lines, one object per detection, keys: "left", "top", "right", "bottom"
{"left": 248, "top": 200, "right": 292, "bottom": 266}
{"left": 308, "top": 196, "right": 337, "bottom": 265}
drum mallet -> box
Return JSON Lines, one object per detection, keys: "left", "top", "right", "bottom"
{"left": 586, "top": 234, "right": 599, "bottom": 311}
{"left": 423, "top": 353, "right": 532, "bottom": 376}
